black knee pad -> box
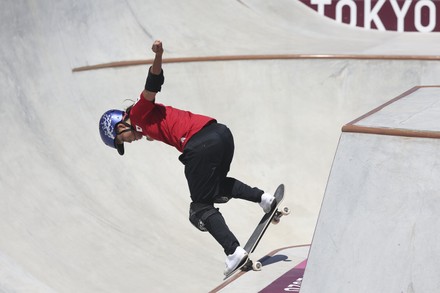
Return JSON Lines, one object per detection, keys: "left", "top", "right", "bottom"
{"left": 189, "top": 202, "right": 219, "bottom": 232}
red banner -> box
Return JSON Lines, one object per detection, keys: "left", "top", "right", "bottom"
{"left": 299, "top": 0, "right": 440, "bottom": 32}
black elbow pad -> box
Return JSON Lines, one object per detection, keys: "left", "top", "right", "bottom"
{"left": 145, "top": 67, "right": 164, "bottom": 92}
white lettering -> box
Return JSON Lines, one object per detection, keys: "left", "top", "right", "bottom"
{"left": 309, "top": 0, "right": 438, "bottom": 32}
{"left": 364, "top": 0, "right": 386, "bottom": 31}
{"left": 414, "top": 0, "right": 436, "bottom": 32}
{"left": 390, "top": 0, "right": 412, "bottom": 32}
{"left": 284, "top": 277, "right": 303, "bottom": 292}
{"left": 311, "top": 0, "right": 332, "bottom": 15}
{"left": 335, "top": 0, "right": 357, "bottom": 26}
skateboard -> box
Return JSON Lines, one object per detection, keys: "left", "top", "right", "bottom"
{"left": 223, "top": 184, "right": 290, "bottom": 280}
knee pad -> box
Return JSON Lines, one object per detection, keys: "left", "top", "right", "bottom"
{"left": 189, "top": 202, "right": 219, "bottom": 232}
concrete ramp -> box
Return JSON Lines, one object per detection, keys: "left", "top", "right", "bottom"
{"left": 2, "top": 0, "right": 440, "bottom": 291}
{"left": 300, "top": 86, "right": 440, "bottom": 293}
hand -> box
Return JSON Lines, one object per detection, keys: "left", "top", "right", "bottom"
{"left": 151, "top": 40, "right": 163, "bottom": 55}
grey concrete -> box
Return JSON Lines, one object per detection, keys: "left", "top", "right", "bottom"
{"left": 1, "top": 0, "right": 440, "bottom": 292}
{"left": 301, "top": 87, "right": 440, "bottom": 293}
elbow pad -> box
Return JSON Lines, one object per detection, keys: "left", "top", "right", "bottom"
{"left": 145, "top": 67, "right": 164, "bottom": 92}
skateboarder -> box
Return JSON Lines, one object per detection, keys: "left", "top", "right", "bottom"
{"left": 99, "top": 40, "right": 275, "bottom": 276}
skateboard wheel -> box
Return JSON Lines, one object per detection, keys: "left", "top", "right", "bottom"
{"left": 281, "top": 206, "right": 290, "bottom": 216}
{"left": 252, "top": 261, "right": 262, "bottom": 271}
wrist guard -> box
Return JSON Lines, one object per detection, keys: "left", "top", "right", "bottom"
{"left": 145, "top": 67, "right": 164, "bottom": 92}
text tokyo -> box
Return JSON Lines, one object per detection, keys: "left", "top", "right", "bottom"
{"left": 308, "top": 0, "right": 438, "bottom": 32}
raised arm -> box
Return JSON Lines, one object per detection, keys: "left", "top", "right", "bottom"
{"left": 142, "top": 40, "right": 164, "bottom": 101}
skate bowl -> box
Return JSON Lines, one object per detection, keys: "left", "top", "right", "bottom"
{"left": 1, "top": 0, "right": 440, "bottom": 292}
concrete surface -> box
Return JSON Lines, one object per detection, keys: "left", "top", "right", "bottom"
{"left": 1, "top": 0, "right": 440, "bottom": 292}
{"left": 301, "top": 86, "right": 440, "bottom": 293}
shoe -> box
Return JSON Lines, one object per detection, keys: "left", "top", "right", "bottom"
{"left": 224, "top": 246, "right": 248, "bottom": 276}
{"left": 259, "top": 193, "right": 275, "bottom": 213}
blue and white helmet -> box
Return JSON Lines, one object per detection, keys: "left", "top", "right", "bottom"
{"left": 99, "top": 109, "right": 125, "bottom": 155}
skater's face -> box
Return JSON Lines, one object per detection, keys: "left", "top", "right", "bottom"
{"left": 115, "top": 123, "right": 143, "bottom": 144}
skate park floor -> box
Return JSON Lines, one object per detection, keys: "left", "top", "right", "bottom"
{"left": 1, "top": 1, "right": 440, "bottom": 292}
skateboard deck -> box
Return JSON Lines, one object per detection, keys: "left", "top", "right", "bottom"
{"left": 223, "top": 184, "right": 289, "bottom": 280}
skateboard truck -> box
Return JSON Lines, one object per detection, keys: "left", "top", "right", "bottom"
{"left": 272, "top": 206, "right": 291, "bottom": 224}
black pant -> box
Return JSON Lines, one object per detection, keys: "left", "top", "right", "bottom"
{"left": 179, "top": 123, "right": 263, "bottom": 255}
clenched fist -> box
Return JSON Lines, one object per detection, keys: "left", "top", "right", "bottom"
{"left": 152, "top": 40, "right": 163, "bottom": 55}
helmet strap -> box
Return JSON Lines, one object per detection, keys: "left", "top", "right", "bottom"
{"left": 116, "top": 121, "right": 135, "bottom": 135}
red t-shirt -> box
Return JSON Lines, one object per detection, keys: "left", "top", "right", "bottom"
{"left": 129, "top": 94, "right": 215, "bottom": 152}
